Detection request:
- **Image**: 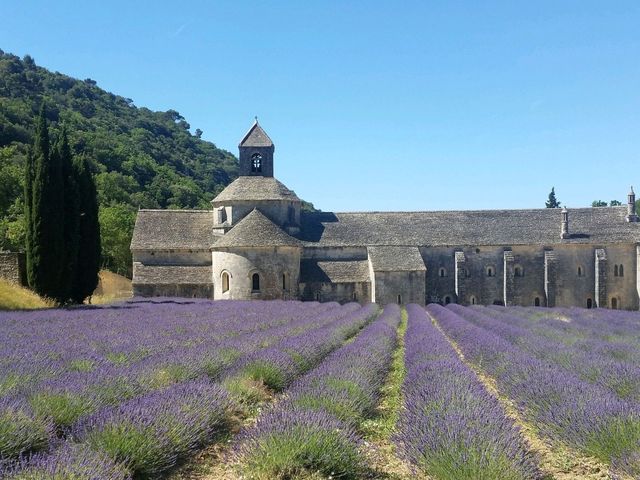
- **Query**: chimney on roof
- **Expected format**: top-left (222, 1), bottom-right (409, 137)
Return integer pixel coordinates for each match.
top-left (626, 186), bottom-right (638, 222)
top-left (560, 207), bottom-right (570, 239)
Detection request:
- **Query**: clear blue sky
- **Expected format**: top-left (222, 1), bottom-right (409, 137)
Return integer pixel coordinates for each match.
top-left (1, 1), bottom-right (638, 212)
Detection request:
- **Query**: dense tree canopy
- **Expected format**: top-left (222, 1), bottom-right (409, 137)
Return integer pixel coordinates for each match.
top-left (0, 50), bottom-right (238, 275)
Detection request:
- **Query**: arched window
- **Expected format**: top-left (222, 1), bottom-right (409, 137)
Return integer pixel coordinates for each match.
top-left (252, 273), bottom-right (260, 291)
top-left (514, 266), bottom-right (523, 277)
top-left (439, 267), bottom-right (446, 278)
top-left (611, 297), bottom-right (618, 310)
top-left (487, 267), bottom-right (494, 277)
top-left (352, 291), bottom-right (357, 301)
top-left (619, 265), bottom-right (624, 277)
top-left (586, 298), bottom-right (593, 309)
top-left (534, 297), bottom-right (541, 307)
top-left (251, 153), bottom-right (262, 173)
top-left (282, 273), bottom-right (288, 290)
top-left (470, 296), bottom-right (477, 305)
top-left (614, 265), bottom-right (619, 277)
top-left (444, 296), bottom-right (451, 305)
top-left (577, 266), bottom-right (583, 277)
top-left (397, 294), bottom-right (402, 304)
top-left (221, 272), bottom-right (230, 293)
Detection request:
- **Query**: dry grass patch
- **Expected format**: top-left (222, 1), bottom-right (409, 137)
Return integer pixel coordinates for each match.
top-left (0, 278), bottom-right (53, 310)
top-left (91, 270), bottom-right (132, 304)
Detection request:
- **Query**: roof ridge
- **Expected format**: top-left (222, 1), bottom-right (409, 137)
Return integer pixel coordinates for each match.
top-left (138, 209), bottom-right (213, 213)
top-left (309, 206), bottom-right (628, 215)
top-left (239, 120), bottom-right (273, 147)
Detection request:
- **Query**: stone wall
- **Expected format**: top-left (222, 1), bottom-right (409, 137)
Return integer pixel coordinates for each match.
top-left (299, 281), bottom-right (370, 304)
top-left (418, 243), bottom-right (638, 310)
top-left (133, 283), bottom-right (213, 298)
top-left (211, 199), bottom-right (300, 232)
top-left (132, 249), bottom-right (211, 266)
top-left (0, 252), bottom-right (26, 286)
top-left (371, 270), bottom-right (426, 305)
top-left (212, 246), bottom-right (301, 300)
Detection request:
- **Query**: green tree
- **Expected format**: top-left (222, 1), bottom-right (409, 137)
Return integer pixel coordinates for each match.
top-left (72, 155), bottom-right (101, 303)
top-left (26, 104), bottom-right (65, 300)
top-left (592, 200), bottom-right (608, 207)
top-left (23, 149), bottom-right (34, 281)
top-left (99, 203), bottom-right (135, 277)
top-left (58, 127), bottom-right (80, 301)
top-left (610, 200), bottom-right (622, 206)
top-left (545, 187), bottom-right (561, 208)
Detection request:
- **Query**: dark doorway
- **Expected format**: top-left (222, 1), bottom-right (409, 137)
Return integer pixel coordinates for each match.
top-left (586, 298), bottom-right (593, 309)
top-left (534, 297), bottom-right (540, 307)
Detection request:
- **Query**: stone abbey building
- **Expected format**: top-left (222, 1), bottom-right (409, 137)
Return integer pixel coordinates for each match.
top-left (131, 121), bottom-right (640, 309)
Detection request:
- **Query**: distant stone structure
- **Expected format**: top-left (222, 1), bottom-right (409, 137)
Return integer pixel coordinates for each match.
top-left (131, 121), bottom-right (640, 309)
top-left (0, 252), bottom-right (26, 286)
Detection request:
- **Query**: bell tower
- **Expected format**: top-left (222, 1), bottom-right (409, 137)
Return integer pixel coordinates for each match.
top-left (238, 118), bottom-right (274, 177)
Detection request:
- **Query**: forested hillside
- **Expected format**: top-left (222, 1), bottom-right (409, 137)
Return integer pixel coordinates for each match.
top-left (0, 50), bottom-right (238, 276)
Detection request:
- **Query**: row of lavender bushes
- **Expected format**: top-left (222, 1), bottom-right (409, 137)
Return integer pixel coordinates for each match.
top-left (456, 304), bottom-right (640, 402)
top-left (0, 300), bottom-right (356, 463)
top-left (1, 301), bottom-right (377, 478)
top-left (430, 304), bottom-right (640, 477)
top-left (486, 304), bottom-right (640, 368)
top-left (233, 304), bottom-right (402, 479)
top-left (394, 304), bottom-right (540, 480)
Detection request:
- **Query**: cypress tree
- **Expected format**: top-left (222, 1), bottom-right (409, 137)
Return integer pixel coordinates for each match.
top-left (24, 149), bottom-right (34, 287)
top-left (72, 155), bottom-right (101, 303)
top-left (58, 127), bottom-right (80, 302)
top-left (28, 104), bottom-right (65, 299)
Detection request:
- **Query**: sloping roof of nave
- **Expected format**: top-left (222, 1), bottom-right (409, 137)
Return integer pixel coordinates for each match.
top-left (131, 205), bottom-right (640, 251)
top-left (298, 206), bottom-right (640, 247)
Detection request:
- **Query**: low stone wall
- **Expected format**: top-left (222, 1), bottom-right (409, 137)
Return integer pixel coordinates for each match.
top-left (133, 283), bottom-right (213, 298)
top-left (0, 252), bottom-right (26, 286)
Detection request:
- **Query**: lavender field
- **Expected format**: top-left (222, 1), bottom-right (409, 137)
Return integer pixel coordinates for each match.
top-left (0, 299), bottom-right (639, 479)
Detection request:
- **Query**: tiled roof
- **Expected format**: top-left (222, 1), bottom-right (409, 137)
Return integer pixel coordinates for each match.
top-left (300, 259), bottom-right (370, 283)
top-left (130, 210), bottom-right (212, 250)
top-left (212, 176), bottom-right (300, 203)
top-left (239, 121), bottom-right (273, 147)
top-left (212, 209), bottom-right (302, 248)
top-left (368, 246), bottom-right (426, 271)
top-left (299, 207), bottom-right (640, 247)
top-left (132, 264), bottom-right (212, 285)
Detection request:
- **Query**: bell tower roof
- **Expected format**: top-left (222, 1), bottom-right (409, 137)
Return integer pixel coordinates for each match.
top-left (239, 118), bottom-right (273, 148)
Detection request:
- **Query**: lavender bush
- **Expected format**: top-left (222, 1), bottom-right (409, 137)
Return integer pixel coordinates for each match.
top-left (394, 304), bottom-right (540, 480)
top-left (453, 304), bottom-right (640, 402)
top-left (0, 396), bottom-right (53, 462)
top-left (73, 379), bottom-right (231, 477)
top-left (2, 442), bottom-right (131, 480)
top-left (430, 303), bottom-right (640, 477)
top-left (234, 304), bottom-right (401, 479)
top-left (236, 407), bottom-right (363, 480)
top-left (0, 299), bottom-right (367, 475)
